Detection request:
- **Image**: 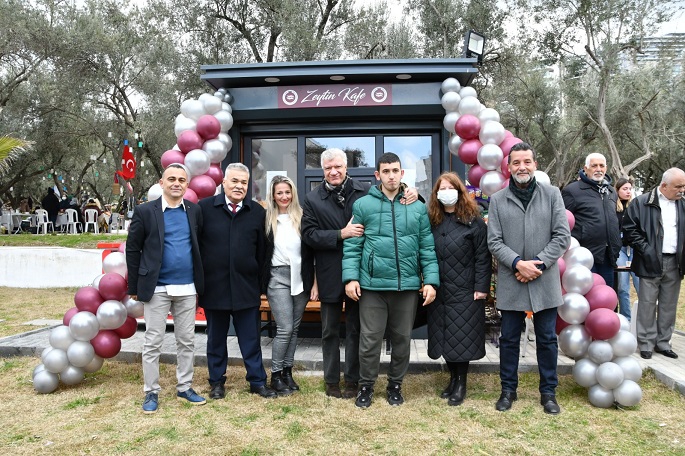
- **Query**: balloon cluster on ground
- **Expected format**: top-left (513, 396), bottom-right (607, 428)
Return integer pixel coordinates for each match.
top-left (148, 90), bottom-right (234, 202)
top-left (556, 214), bottom-right (642, 408)
top-left (32, 246), bottom-right (143, 394)
top-left (441, 78), bottom-right (550, 195)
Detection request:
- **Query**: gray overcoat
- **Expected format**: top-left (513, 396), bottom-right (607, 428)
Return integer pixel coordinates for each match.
top-left (487, 183), bottom-right (571, 312)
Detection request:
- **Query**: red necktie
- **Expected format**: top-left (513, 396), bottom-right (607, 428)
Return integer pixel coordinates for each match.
top-left (229, 203), bottom-right (238, 214)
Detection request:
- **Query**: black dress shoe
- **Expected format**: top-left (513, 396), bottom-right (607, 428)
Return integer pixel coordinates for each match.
top-left (655, 348), bottom-right (678, 359)
top-left (640, 351), bottom-right (652, 359)
top-left (495, 391), bottom-right (517, 412)
top-left (541, 394), bottom-right (561, 415)
top-left (250, 384), bottom-right (277, 398)
top-left (209, 383), bottom-right (225, 400)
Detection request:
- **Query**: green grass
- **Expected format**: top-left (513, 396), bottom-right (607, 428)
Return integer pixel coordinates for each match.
top-left (0, 233), bottom-right (127, 249)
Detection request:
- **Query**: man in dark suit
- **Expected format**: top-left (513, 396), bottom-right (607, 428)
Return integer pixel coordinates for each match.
top-left (126, 163), bottom-right (206, 414)
top-left (198, 162), bottom-right (276, 399)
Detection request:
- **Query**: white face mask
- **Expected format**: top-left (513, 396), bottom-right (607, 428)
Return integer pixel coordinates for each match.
top-left (437, 189), bottom-right (459, 206)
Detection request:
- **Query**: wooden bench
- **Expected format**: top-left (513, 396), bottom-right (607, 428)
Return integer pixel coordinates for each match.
top-left (260, 295), bottom-right (330, 337)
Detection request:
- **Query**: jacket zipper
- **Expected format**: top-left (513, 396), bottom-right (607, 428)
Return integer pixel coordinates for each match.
top-left (391, 198), bottom-right (401, 290)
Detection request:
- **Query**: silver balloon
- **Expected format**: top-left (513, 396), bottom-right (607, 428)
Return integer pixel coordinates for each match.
top-left (214, 91), bottom-right (223, 98)
top-left (102, 252), bottom-right (127, 278)
top-left (558, 292), bottom-right (590, 324)
top-left (223, 92), bottom-right (233, 104)
top-left (458, 96), bottom-right (481, 116)
top-left (563, 246), bottom-right (594, 270)
top-left (448, 135), bottom-right (463, 156)
top-left (174, 115), bottom-right (197, 138)
top-left (92, 273), bottom-right (105, 289)
top-left (573, 357), bottom-right (599, 387)
top-left (478, 107), bottom-right (501, 124)
top-left (49, 325), bottom-right (76, 351)
top-left (613, 356), bottom-right (642, 382)
top-left (97, 300), bottom-right (127, 330)
top-left (477, 144), bottom-right (504, 170)
top-left (41, 346), bottom-right (53, 360)
top-left (67, 340), bottom-right (96, 368)
top-left (558, 324), bottom-right (591, 358)
top-left (221, 101), bottom-right (232, 113)
top-left (562, 265), bottom-right (594, 295)
top-left (479, 121), bottom-right (506, 146)
top-left (588, 384), bottom-right (615, 408)
top-left (43, 348), bottom-right (69, 374)
top-left (60, 365), bottom-right (85, 385)
top-left (587, 340), bottom-right (614, 364)
top-left (83, 355), bottom-right (105, 373)
top-left (459, 86), bottom-right (477, 99)
top-left (33, 370), bottom-right (59, 394)
top-left (443, 112), bottom-right (460, 134)
top-left (613, 379), bottom-right (642, 407)
top-left (617, 314), bottom-right (630, 331)
top-left (214, 110), bottom-right (233, 132)
top-left (202, 139), bottom-right (229, 164)
top-left (33, 363), bottom-right (46, 378)
top-left (441, 92), bottom-right (461, 112)
top-left (218, 87), bottom-right (228, 95)
top-left (441, 77), bottom-right (461, 94)
top-left (203, 95), bottom-right (222, 115)
top-left (69, 311), bottom-right (100, 341)
top-left (479, 171), bottom-right (506, 196)
top-left (184, 149), bottom-right (211, 177)
top-left (534, 170), bottom-right (551, 186)
top-left (125, 297), bottom-right (144, 318)
top-left (180, 99), bottom-right (206, 121)
top-left (596, 362), bottom-right (624, 390)
top-left (147, 183), bottom-right (163, 201)
top-left (608, 330), bottom-right (638, 358)
top-left (217, 132), bottom-right (232, 150)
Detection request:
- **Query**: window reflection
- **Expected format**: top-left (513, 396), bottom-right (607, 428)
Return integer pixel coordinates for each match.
top-left (251, 138), bottom-right (297, 202)
top-left (384, 136), bottom-right (433, 203)
top-left (306, 137), bottom-right (375, 169)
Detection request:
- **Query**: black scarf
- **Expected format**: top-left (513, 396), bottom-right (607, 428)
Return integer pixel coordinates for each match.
top-left (509, 176), bottom-right (537, 210)
top-left (324, 175), bottom-right (351, 208)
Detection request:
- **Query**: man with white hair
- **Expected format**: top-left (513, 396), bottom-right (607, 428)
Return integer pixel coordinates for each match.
top-left (623, 167), bottom-right (685, 360)
top-left (562, 153), bottom-right (622, 287)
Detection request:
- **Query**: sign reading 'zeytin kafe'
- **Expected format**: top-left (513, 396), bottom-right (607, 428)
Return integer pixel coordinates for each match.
top-left (278, 84), bottom-right (392, 109)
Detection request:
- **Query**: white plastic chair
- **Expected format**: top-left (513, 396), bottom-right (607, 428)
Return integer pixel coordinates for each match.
top-left (0, 213), bottom-right (12, 234)
top-left (35, 209), bottom-right (54, 235)
top-left (84, 209), bottom-right (99, 234)
top-left (64, 208), bottom-right (82, 234)
top-left (109, 212), bottom-right (121, 233)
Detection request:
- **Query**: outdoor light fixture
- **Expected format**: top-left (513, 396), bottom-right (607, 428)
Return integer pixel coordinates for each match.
top-left (330, 75), bottom-right (345, 81)
top-left (265, 77), bottom-right (280, 83)
top-left (396, 74), bottom-right (412, 80)
top-left (464, 30), bottom-right (486, 64)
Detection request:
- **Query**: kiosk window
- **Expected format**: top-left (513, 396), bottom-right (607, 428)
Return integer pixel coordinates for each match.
top-left (251, 138), bottom-right (297, 202)
top-left (305, 137), bottom-right (375, 169)
top-left (384, 136), bottom-right (433, 202)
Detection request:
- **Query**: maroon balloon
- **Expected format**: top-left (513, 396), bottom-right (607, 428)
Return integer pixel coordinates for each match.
top-left (196, 115), bottom-right (221, 140)
top-left (455, 114), bottom-right (481, 140)
top-left (188, 174), bottom-right (217, 199)
top-left (566, 209), bottom-right (575, 231)
top-left (501, 155), bottom-right (511, 178)
top-left (467, 165), bottom-right (487, 188)
top-left (98, 273), bottom-right (128, 302)
top-left (458, 139), bottom-right (482, 165)
top-left (90, 330), bottom-right (122, 358)
top-left (161, 149), bottom-right (187, 167)
top-left (591, 273), bottom-right (606, 288)
top-left (114, 316), bottom-right (138, 339)
top-left (501, 178), bottom-right (509, 189)
top-left (74, 286), bottom-right (104, 314)
top-left (556, 314), bottom-right (570, 335)
top-left (63, 307), bottom-right (80, 326)
top-left (557, 257), bottom-right (566, 280)
top-left (183, 187), bottom-right (199, 204)
top-left (177, 130), bottom-right (204, 154)
top-left (498, 136), bottom-right (523, 156)
top-left (584, 308), bottom-right (621, 340)
top-left (206, 164), bottom-right (224, 186)
top-left (585, 284), bottom-right (618, 312)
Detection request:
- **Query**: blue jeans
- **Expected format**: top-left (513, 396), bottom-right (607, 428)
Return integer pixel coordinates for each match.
top-left (499, 307), bottom-right (558, 395)
top-left (616, 246), bottom-right (639, 321)
top-left (591, 261), bottom-right (615, 289)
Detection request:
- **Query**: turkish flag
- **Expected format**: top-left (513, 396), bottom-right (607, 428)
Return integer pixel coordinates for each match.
top-left (117, 145), bottom-right (136, 180)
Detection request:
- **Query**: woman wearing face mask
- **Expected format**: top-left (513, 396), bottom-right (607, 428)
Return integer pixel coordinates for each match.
top-left (426, 172), bottom-right (492, 406)
top-left (614, 177), bottom-right (639, 321)
top-left (262, 175), bottom-right (317, 395)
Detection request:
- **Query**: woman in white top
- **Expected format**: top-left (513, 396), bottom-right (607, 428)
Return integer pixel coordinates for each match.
top-left (263, 175), bottom-right (317, 395)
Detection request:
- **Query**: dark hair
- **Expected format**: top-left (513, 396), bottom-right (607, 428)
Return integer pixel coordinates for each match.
top-left (507, 142), bottom-right (536, 163)
top-left (376, 152), bottom-right (401, 171)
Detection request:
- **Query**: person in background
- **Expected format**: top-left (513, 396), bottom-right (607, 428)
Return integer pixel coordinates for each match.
top-left (426, 172), bottom-right (492, 406)
top-left (41, 187), bottom-right (60, 230)
top-left (262, 175), bottom-right (316, 395)
top-left (614, 177), bottom-right (639, 321)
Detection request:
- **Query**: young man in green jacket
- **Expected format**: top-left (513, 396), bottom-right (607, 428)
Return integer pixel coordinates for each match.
top-left (342, 152), bottom-right (440, 408)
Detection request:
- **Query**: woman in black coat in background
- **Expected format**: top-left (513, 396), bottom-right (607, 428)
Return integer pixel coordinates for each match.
top-left (427, 172), bottom-right (492, 406)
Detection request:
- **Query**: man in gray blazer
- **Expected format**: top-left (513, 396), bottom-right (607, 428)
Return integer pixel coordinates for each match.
top-left (487, 143), bottom-right (571, 415)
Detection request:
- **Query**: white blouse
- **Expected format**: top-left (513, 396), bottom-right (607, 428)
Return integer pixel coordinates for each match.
top-left (272, 214), bottom-right (304, 295)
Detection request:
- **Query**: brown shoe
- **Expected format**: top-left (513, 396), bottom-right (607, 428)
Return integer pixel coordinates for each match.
top-left (342, 381), bottom-right (358, 399)
top-left (325, 382), bottom-right (342, 398)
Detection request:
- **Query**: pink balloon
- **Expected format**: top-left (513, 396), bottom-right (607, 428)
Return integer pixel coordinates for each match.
top-left (557, 257), bottom-right (566, 280)
top-left (501, 155), bottom-right (511, 178)
top-left (584, 308), bottom-right (621, 340)
top-left (98, 273), bottom-right (128, 302)
top-left (177, 130), bottom-right (204, 154)
top-left (196, 115), bottom-right (221, 140)
top-left (556, 314), bottom-right (570, 335)
top-left (566, 209), bottom-right (575, 231)
top-left (63, 307), bottom-right (80, 326)
top-left (90, 330), bottom-right (122, 358)
top-left (592, 273), bottom-right (606, 288)
top-left (501, 178), bottom-right (510, 189)
top-left (117, 241), bottom-right (126, 254)
top-left (206, 164), bottom-right (224, 186)
top-left (74, 286), bottom-right (104, 314)
top-left (498, 136), bottom-right (523, 156)
top-left (114, 316), bottom-right (138, 339)
top-left (161, 149), bottom-right (187, 167)
top-left (585, 284), bottom-right (618, 312)
top-left (504, 130), bottom-right (514, 138)
top-left (467, 165), bottom-right (487, 188)
top-left (458, 139), bottom-right (482, 165)
top-left (188, 174), bottom-right (217, 199)
top-left (183, 187), bottom-right (199, 204)
top-left (455, 115), bottom-right (481, 140)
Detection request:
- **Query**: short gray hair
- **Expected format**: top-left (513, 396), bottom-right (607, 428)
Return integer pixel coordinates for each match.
top-left (224, 162), bottom-right (249, 177)
top-left (585, 153), bottom-right (606, 167)
top-left (661, 167), bottom-right (685, 184)
top-left (164, 163), bottom-right (189, 178)
top-left (320, 148), bottom-right (347, 168)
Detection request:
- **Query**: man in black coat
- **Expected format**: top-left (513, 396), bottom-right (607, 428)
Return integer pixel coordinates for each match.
top-left (198, 162), bottom-right (276, 399)
top-left (562, 153), bottom-right (622, 287)
top-left (126, 163), bottom-right (206, 414)
top-left (41, 187), bottom-right (60, 231)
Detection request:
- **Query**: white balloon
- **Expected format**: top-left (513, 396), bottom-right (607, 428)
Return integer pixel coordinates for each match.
top-left (558, 324), bottom-right (591, 359)
top-left (221, 102), bottom-right (232, 113)
top-left (69, 311), bottom-right (100, 342)
top-left (459, 86), bottom-right (478, 99)
top-left (441, 77), bottom-right (461, 94)
top-left (97, 300), bottom-right (127, 330)
top-left (563, 246), bottom-right (594, 270)
top-left (60, 365), bottom-right (85, 385)
top-left (617, 314), bottom-right (630, 331)
top-left (596, 362), bottom-right (624, 390)
top-left (608, 330), bottom-right (638, 358)
top-left (448, 135), bottom-right (463, 156)
top-left (180, 99), bottom-right (205, 121)
top-left (198, 93), bottom-right (214, 103)
top-left (92, 273), bottom-right (105, 289)
top-left (67, 340), bottom-right (96, 368)
top-left (83, 355), bottom-right (105, 373)
top-left (613, 380), bottom-right (642, 407)
top-left (558, 293), bottom-right (590, 325)
top-left (147, 183), bottom-right (163, 201)
top-left (441, 92), bottom-right (461, 112)
top-left (49, 325), bottom-right (76, 351)
top-left (479, 121), bottom-right (506, 146)
top-left (203, 95), bottom-right (222, 115)
top-left (459, 96), bottom-right (481, 116)
top-left (587, 340), bottom-right (614, 364)
top-left (203, 139), bottom-right (229, 164)
top-left (562, 265), bottom-right (594, 295)
top-left (184, 149), bottom-right (211, 176)
top-left (214, 110), bottom-right (233, 132)
top-left (43, 348), bottom-right (69, 374)
top-left (477, 144), bottom-right (504, 170)
top-left (174, 115), bottom-right (197, 138)
top-left (478, 107), bottom-right (501, 124)
top-left (125, 297), bottom-right (144, 318)
top-left (479, 171), bottom-right (506, 196)
top-left (33, 370), bottom-right (59, 394)
top-left (568, 237), bottom-right (580, 251)
top-left (443, 112), bottom-right (460, 134)
top-left (102, 252), bottom-right (127, 278)
top-left (534, 170), bottom-right (551, 185)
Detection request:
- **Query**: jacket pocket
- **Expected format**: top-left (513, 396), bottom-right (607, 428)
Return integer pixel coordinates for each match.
top-left (138, 267), bottom-right (149, 276)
